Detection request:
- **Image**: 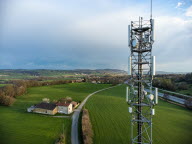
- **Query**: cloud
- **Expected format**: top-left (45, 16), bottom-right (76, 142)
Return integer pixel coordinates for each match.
top-left (185, 5), bottom-right (192, 16)
top-left (68, 9), bottom-right (192, 71)
top-left (157, 58), bottom-right (192, 72)
top-left (0, 0), bottom-right (192, 72)
top-left (175, 2), bottom-right (183, 8)
top-left (154, 16), bottom-right (192, 67)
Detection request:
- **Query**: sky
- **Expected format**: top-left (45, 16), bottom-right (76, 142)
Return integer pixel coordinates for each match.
top-left (0, 0), bottom-right (192, 72)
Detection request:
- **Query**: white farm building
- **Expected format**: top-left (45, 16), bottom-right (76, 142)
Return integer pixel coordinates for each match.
top-left (56, 102), bottom-right (73, 114)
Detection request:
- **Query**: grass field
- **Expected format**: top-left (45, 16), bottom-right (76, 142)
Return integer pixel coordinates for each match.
top-left (0, 83), bottom-right (110, 144)
top-left (85, 84), bottom-right (192, 144)
top-left (0, 84), bottom-right (8, 87)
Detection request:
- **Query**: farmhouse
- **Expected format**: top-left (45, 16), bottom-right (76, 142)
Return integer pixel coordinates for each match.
top-left (33, 102), bottom-right (58, 115)
top-left (56, 102), bottom-right (73, 114)
top-left (27, 97), bottom-right (79, 115)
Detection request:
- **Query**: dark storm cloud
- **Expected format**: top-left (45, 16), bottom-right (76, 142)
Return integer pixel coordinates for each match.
top-left (0, 0), bottom-right (191, 72)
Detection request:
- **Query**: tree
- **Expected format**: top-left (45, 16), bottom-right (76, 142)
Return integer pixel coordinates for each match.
top-left (66, 97), bottom-right (72, 102)
top-left (185, 73), bottom-right (192, 84)
top-left (3, 85), bottom-right (15, 97)
top-left (0, 95), bottom-right (15, 106)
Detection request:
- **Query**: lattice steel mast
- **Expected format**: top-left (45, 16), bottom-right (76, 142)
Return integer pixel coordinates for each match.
top-left (126, 16), bottom-right (158, 144)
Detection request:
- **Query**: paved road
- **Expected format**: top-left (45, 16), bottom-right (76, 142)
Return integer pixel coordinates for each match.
top-left (71, 85), bottom-right (119, 144)
top-left (158, 92), bottom-right (185, 104)
top-left (145, 89), bottom-right (185, 104)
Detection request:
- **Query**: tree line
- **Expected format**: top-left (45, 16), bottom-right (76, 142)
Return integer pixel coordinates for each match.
top-left (153, 72), bottom-right (192, 92)
top-left (84, 75), bottom-right (129, 86)
top-left (0, 79), bottom-right (77, 106)
top-left (178, 73), bottom-right (192, 84)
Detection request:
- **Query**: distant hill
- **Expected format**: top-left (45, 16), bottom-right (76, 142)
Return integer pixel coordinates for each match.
top-left (0, 69), bottom-right (188, 78)
top-left (0, 69), bottom-right (127, 77)
top-left (74, 69), bottom-right (127, 74)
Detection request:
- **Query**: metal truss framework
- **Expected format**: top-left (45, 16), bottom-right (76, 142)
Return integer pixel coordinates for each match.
top-left (128, 17), bottom-right (155, 144)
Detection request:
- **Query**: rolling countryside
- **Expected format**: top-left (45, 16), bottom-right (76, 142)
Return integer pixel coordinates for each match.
top-left (0, 83), bottom-right (110, 144)
top-left (86, 85), bottom-right (192, 144)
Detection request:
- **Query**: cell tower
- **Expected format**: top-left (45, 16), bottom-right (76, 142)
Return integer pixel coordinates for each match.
top-left (126, 15), bottom-right (158, 144)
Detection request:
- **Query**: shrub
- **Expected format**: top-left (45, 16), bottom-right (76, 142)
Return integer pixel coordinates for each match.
top-left (42, 98), bottom-right (50, 103)
top-left (0, 95), bottom-right (15, 106)
top-left (82, 109), bottom-right (93, 144)
top-left (3, 85), bottom-right (15, 97)
top-left (65, 97), bottom-right (72, 102)
top-left (55, 134), bottom-right (65, 144)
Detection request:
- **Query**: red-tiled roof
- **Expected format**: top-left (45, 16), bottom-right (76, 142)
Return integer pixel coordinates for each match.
top-left (56, 102), bottom-right (71, 107)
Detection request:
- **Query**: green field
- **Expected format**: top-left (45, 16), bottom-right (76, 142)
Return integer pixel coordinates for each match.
top-left (0, 69), bottom-right (125, 81)
top-left (1, 83), bottom-right (191, 144)
top-left (0, 83), bottom-right (110, 144)
top-left (0, 84), bottom-right (8, 87)
top-left (86, 85), bottom-right (192, 144)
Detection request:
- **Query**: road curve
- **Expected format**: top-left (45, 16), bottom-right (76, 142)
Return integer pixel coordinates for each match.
top-left (71, 85), bottom-right (120, 144)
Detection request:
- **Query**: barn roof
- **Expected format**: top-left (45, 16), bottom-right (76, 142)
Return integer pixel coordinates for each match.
top-left (35, 102), bottom-right (56, 110)
top-left (56, 102), bottom-right (71, 107)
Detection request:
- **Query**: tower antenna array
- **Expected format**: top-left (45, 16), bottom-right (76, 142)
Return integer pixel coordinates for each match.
top-left (126, 1), bottom-right (158, 143)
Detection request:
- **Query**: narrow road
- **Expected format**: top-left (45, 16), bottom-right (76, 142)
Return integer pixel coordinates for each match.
top-left (71, 85), bottom-right (120, 144)
top-left (157, 92), bottom-right (185, 104)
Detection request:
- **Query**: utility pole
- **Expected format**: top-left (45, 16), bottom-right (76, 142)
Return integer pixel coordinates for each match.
top-left (126, 16), bottom-right (158, 144)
